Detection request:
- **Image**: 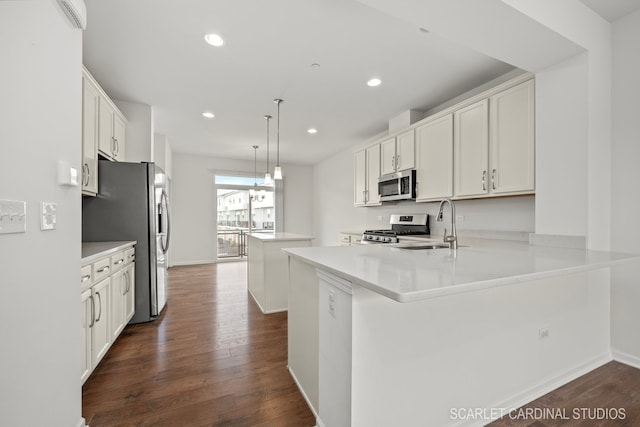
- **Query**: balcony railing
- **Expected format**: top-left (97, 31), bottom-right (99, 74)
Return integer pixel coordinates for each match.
top-left (217, 230), bottom-right (247, 258)
top-left (217, 227), bottom-right (275, 259)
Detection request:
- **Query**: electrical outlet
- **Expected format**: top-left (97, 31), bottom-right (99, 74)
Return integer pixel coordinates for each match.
top-left (538, 327), bottom-right (550, 340)
top-left (328, 289), bottom-right (337, 318)
top-left (377, 215), bottom-right (383, 221)
top-left (40, 202), bottom-right (57, 231)
top-left (456, 215), bottom-right (465, 222)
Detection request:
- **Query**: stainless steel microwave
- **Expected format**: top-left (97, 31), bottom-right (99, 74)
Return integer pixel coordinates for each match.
top-left (378, 169), bottom-right (416, 202)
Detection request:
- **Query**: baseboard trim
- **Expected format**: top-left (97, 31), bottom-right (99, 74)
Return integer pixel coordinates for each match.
top-left (612, 349), bottom-right (640, 369)
top-left (287, 365), bottom-right (319, 425)
top-left (75, 417), bottom-right (87, 427)
top-left (446, 352), bottom-right (612, 427)
top-left (171, 259), bottom-right (216, 266)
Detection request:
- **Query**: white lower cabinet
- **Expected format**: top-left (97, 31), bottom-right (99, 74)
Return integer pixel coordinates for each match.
top-left (81, 243), bottom-right (135, 384)
top-left (91, 277), bottom-right (112, 368)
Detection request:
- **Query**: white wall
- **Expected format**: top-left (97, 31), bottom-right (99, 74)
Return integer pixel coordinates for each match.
top-left (534, 53), bottom-right (588, 237)
top-left (172, 153), bottom-right (313, 265)
top-left (610, 9), bottom-right (640, 366)
top-left (0, 1), bottom-right (83, 426)
top-left (153, 133), bottom-right (173, 178)
top-left (114, 100), bottom-right (154, 163)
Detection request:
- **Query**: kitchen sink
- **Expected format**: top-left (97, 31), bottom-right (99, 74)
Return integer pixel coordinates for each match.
top-left (396, 243), bottom-right (451, 250)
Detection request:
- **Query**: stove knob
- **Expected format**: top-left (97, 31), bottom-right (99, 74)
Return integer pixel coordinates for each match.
top-left (384, 237), bottom-right (391, 243)
top-left (375, 236), bottom-right (380, 241)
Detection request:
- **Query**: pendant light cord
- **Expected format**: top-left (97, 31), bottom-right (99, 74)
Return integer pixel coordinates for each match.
top-left (264, 115), bottom-right (271, 172)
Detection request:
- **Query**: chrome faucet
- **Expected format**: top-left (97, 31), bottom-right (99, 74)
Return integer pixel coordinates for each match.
top-left (437, 198), bottom-right (458, 250)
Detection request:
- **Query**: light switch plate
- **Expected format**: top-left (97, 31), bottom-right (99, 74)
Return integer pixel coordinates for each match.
top-left (41, 202), bottom-right (57, 230)
top-left (0, 199), bottom-right (27, 234)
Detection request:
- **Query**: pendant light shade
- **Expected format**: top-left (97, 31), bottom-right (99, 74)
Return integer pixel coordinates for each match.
top-left (263, 115), bottom-right (273, 186)
top-left (273, 98), bottom-right (283, 180)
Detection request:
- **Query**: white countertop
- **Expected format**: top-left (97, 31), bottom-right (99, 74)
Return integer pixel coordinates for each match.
top-left (283, 238), bottom-right (639, 302)
top-left (82, 241), bottom-right (136, 264)
top-left (247, 232), bottom-right (313, 242)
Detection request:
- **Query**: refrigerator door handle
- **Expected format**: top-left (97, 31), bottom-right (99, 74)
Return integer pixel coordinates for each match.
top-left (160, 189), bottom-right (170, 254)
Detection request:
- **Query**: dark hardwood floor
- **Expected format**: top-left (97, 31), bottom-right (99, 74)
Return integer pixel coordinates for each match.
top-left (82, 262), bottom-right (315, 427)
top-left (488, 361), bottom-right (640, 426)
top-left (84, 262), bottom-right (640, 427)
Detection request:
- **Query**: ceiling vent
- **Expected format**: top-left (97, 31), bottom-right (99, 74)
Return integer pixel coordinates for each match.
top-left (56, 0), bottom-right (87, 30)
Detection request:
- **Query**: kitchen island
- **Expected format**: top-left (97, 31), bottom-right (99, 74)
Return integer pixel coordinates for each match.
top-left (284, 239), bottom-right (638, 427)
top-left (247, 232), bottom-right (312, 314)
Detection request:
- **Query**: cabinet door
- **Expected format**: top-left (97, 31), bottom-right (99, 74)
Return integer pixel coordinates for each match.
top-left (124, 264), bottom-right (135, 323)
top-left (416, 114), bottom-right (453, 201)
top-left (490, 79), bottom-right (535, 194)
top-left (380, 137), bottom-right (397, 176)
top-left (454, 99), bottom-right (489, 197)
top-left (354, 149), bottom-right (367, 206)
top-left (92, 278), bottom-right (111, 367)
top-left (396, 130), bottom-right (415, 171)
top-left (365, 144), bottom-right (381, 205)
top-left (112, 114), bottom-right (126, 161)
top-left (98, 97), bottom-right (114, 159)
top-left (110, 270), bottom-right (125, 341)
top-left (82, 75), bottom-right (99, 195)
top-left (81, 288), bottom-right (93, 384)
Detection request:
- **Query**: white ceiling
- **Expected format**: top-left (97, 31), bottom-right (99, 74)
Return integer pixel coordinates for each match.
top-left (82, 0), bottom-right (640, 165)
top-left (581, 0), bottom-right (640, 22)
top-left (82, 1), bottom-right (518, 165)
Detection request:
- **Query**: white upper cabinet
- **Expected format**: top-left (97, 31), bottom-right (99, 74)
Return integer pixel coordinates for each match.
top-left (489, 79), bottom-right (535, 194)
top-left (354, 149), bottom-right (367, 206)
top-left (415, 114), bottom-right (453, 201)
top-left (82, 71), bottom-right (99, 195)
top-left (380, 130), bottom-right (415, 176)
top-left (354, 144), bottom-right (381, 206)
top-left (454, 99), bottom-right (489, 198)
top-left (98, 97), bottom-right (126, 161)
top-left (355, 74), bottom-right (535, 206)
top-left (84, 67), bottom-right (127, 162)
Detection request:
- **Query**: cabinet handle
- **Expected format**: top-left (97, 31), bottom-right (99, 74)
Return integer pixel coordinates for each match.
top-left (95, 291), bottom-right (102, 322)
top-left (391, 156), bottom-right (395, 170)
top-left (396, 155), bottom-right (400, 170)
top-left (97, 265), bottom-right (110, 274)
top-left (81, 274), bottom-right (91, 283)
top-left (114, 259), bottom-right (124, 265)
top-left (482, 170), bottom-right (487, 191)
top-left (89, 295), bottom-right (95, 328)
top-left (491, 169), bottom-right (496, 190)
top-left (114, 138), bottom-right (119, 157)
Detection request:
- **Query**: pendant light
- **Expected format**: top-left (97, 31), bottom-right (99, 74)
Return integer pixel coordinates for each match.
top-left (264, 115), bottom-right (273, 185)
top-left (273, 98), bottom-right (283, 180)
top-left (250, 145), bottom-right (265, 202)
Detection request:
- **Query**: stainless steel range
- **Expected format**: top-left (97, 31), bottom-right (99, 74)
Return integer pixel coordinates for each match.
top-left (362, 214), bottom-right (430, 244)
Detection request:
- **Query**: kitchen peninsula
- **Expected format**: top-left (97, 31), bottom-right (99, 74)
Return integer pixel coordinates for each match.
top-left (284, 239), bottom-right (638, 427)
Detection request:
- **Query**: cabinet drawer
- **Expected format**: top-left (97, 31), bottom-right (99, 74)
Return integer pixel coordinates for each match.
top-left (81, 265), bottom-right (93, 287)
top-left (93, 257), bottom-right (112, 282)
top-left (111, 251), bottom-right (126, 272)
top-left (124, 247), bottom-right (135, 265)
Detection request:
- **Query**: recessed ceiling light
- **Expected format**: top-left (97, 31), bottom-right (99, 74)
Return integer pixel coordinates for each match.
top-left (204, 33), bottom-right (224, 47)
top-left (202, 111), bottom-right (215, 119)
top-left (367, 78), bottom-right (382, 87)
top-left (307, 128), bottom-right (318, 134)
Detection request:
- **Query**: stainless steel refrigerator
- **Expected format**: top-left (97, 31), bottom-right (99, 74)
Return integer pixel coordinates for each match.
top-left (82, 161), bottom-right (170, 324)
